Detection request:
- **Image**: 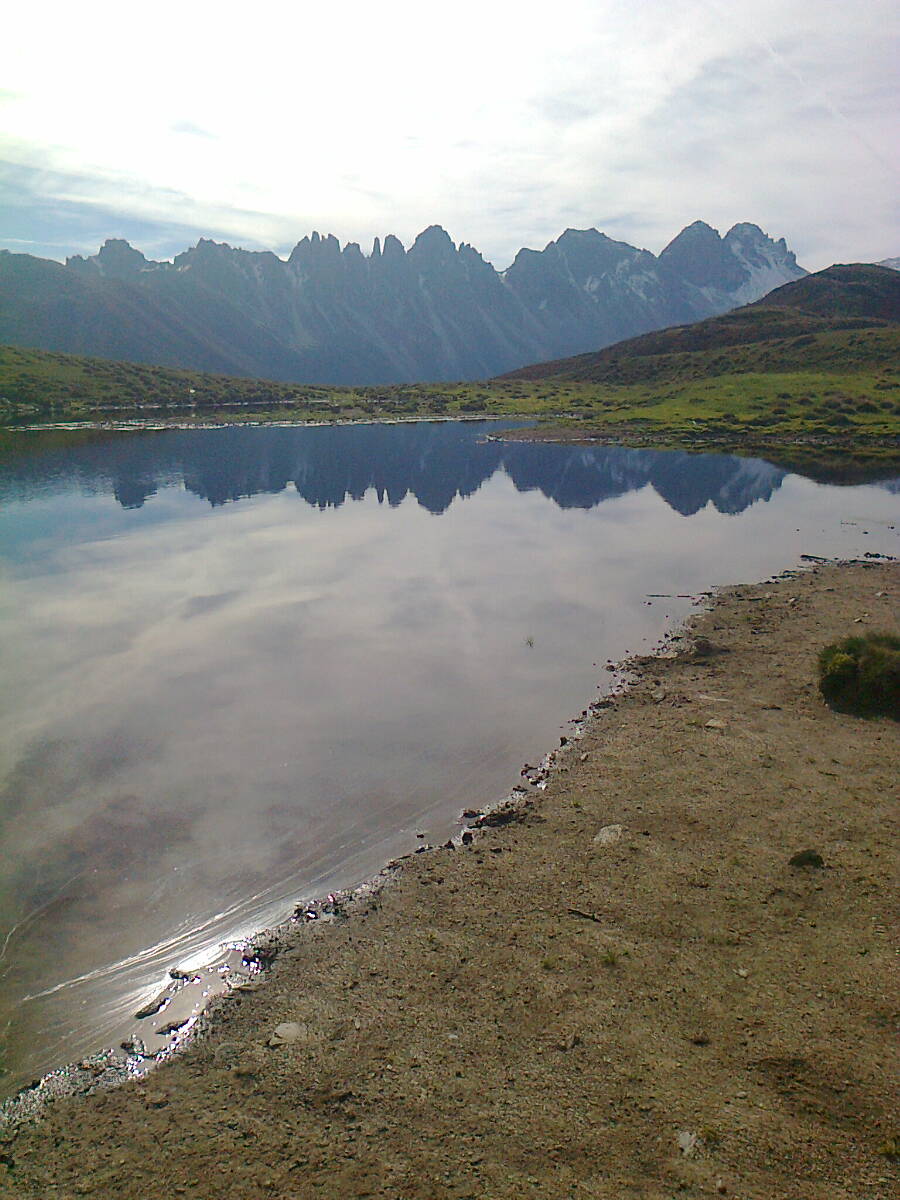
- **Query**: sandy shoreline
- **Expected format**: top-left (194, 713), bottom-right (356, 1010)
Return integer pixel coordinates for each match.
top-left (1, 559), bottom-right (897, 1198)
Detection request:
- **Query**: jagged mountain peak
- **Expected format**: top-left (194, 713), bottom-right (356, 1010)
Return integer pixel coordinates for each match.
top-left (178, 237), bottom-right (238, 259)
top-left (172, 239), bottom-right (239, 271)
top-left (503, 228), bottom-right (651, 297)
top-left (408, 225), bottom-right (456, 263)
top-left (458, 242), bottom-right (490, 265)
top-left (99, 236), bottom-right (143, 256)
top-left (724, 222), bottom-right (794, 261)
top-left (547, 227), bottom-right (638, 254)
top-left (558, 227), bottom-right (650, 264)
top-left (67, 237), bottom-right (158, 279)
top-left (660, 220), bottom-right (721, 251)
top-left (725, 221), bottom-right (765, 240)
top-left (382, 233), bottom-right (405, 261)
top-left (556, 227), bottom-right (612, 244)
top-left (414, 223), bottom-right (453, 243)
top-left (288, 231), bottom-right (344, 266)
top-left (659, 218), bottom-right (804, 298)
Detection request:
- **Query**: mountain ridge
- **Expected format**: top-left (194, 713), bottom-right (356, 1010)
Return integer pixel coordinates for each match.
top-left (0, 220), bottom-right (804, 385)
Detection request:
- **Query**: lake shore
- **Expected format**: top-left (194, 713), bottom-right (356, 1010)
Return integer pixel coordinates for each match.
top-left (1, 559), bottom-right (897, 1199)
top-left (501, 421), bottom-right (900, 484)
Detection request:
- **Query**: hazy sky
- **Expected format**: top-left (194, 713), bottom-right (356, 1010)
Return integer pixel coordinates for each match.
top-left (1, 0), bottom-right (897, 270)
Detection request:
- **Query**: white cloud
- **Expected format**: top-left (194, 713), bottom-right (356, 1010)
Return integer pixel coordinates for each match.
top-left (1, 0), bottom-right (897, 266)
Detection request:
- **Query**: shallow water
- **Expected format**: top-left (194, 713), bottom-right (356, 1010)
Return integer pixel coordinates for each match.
top-left (0, 420), bottom-right (897, 1096)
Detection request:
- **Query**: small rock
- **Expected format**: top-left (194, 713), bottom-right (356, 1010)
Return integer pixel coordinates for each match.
top-left (677, 1130), bottom-right (700, 1157)
top-left (735, 967), bottom-right (750, 979)
top-left (268, 1022), bottom-right (307, 1047)
top-left (651, 689), bottom-right (667, 702)
top-left (156, 1016), bottom-right (190, 1036)
top-left (704, 718), bottom-right (727, 730)
top-left (120, 1036), bottom-right (149, 1058)
top-left (789, 849), bottom-right (825, 869)
top-left (593, 824), bottom-right (625, 847)
top-left (461, 808), bottom-right (480, 819)
top-left (479, 808), bottom-right (519, 828)
top-left (134, 991), bottom-right (170, 1020)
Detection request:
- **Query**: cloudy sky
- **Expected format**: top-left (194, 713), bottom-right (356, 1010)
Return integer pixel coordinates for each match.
top-left (1, 0), bottom-right (897, 270)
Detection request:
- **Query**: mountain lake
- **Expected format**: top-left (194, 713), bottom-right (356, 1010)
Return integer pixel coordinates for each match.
top-left (0, 419), bottom-right (897, 1098)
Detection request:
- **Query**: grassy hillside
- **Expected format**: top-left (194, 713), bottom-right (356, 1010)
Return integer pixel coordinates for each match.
top-left (758, 262), bottom-right (900, 321)
top-left (0, 346), bottom-right (473, 424)
top-left (500, 264), bottom-right (900, 385)
top-left (0, 345), bottom-right (336, 423)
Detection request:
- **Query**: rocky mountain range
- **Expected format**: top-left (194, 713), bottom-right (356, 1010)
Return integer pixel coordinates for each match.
top-left (0, 221), bottom-right (805, 384)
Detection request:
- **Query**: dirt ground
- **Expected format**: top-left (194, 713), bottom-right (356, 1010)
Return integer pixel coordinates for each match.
top-left (1, 561), bottom-right (897, 1200)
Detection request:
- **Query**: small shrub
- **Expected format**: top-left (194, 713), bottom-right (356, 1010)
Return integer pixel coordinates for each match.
top-left (818, 632), bottom-right (900, 719)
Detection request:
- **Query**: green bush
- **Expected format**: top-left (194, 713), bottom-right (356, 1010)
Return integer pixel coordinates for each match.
top-left (818, 632), bottom-right (900, 718)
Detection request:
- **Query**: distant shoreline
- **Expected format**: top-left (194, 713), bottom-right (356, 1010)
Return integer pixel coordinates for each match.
top-left (4, 413), bottom-right (898, 484)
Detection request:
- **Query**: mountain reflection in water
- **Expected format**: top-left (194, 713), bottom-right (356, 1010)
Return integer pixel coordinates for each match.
top-left (0, 420), bottom-right (793, 516)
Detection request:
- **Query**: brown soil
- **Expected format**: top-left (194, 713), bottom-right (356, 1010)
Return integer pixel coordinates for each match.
top-left (1, 562), bottom-right (897, 1200)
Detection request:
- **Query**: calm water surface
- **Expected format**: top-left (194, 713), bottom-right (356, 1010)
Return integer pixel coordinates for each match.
top-left (0, 421), bottom-right (897, 1095)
